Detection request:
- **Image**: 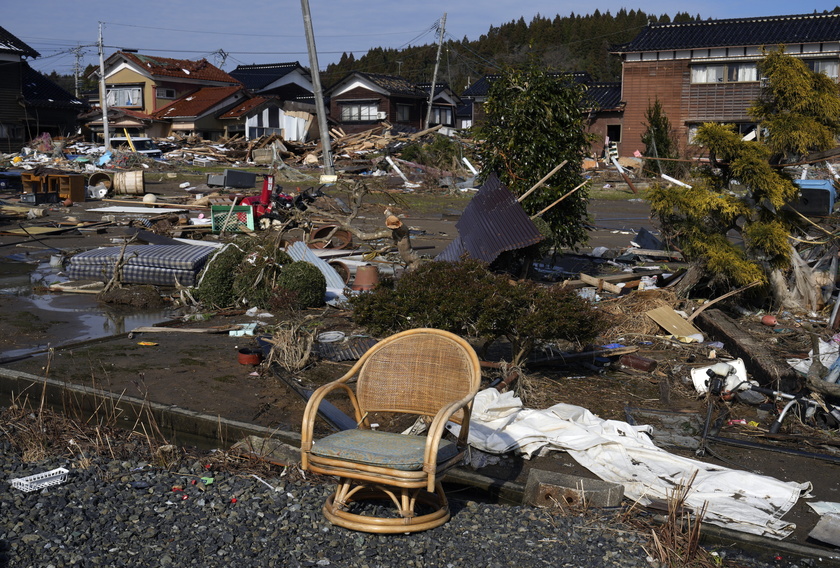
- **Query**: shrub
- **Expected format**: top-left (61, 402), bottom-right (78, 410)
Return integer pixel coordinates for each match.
top-left (274, 261), bottom-right (327, 310)
top-left (350, 258), bottom-right (606, 365)
top-left (195, 238), bottom-right (294, 309)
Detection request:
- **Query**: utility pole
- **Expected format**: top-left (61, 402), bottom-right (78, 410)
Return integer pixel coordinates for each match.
top-left (98, 22), bottom-right (111, 150)
top-left (423, 13), bottom-right (447, 130)
top-left (71, 45), bottom-right (84, 98)
top-left (300, 0), bottom-right (334, 176)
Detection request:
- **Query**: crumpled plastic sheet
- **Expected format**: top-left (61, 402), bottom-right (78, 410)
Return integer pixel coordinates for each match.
top-left (448, 389), bottom-right (811, 539)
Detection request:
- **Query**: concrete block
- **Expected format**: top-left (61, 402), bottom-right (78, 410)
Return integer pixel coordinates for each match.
top-left (523, 469), bottom-right (624, 509)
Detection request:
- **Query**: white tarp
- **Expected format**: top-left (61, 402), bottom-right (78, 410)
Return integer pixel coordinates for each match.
top-left (449, 389), bottom-right (810, 539)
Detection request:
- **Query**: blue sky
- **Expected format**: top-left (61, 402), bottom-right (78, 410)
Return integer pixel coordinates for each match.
top-left (5, 1), bottom-right (836, 77)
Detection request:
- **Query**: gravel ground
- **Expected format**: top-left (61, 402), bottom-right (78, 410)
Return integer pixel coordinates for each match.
top-left (0, 444), bottom-right (663, 568)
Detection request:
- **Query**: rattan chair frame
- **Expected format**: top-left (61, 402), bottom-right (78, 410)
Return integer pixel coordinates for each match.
top-left (300, 328), bottom-right (481, 533)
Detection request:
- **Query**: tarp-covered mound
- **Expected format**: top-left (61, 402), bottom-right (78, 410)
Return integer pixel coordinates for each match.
top-left (448, 389), bottom-right (811, 539)
top-left (67, 244), bottom-right (214, 287)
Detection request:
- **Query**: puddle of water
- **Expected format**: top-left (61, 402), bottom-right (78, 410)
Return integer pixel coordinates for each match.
top-left (0, 257), bottom-right (177, 360)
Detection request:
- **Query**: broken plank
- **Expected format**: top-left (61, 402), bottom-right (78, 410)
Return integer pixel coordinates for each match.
top-left (579, 273), bottom-right (622, 294)
top-left (645, 305), bottom-right (702, 338)
top-left (623, 248), bottom-right (684, 261)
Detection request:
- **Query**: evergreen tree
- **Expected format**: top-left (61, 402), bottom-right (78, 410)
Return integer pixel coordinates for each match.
top-left (640, 98), bottom-right (680, 176)
top-left (748, 47), bottom-right (840, 163)
top-left (477, 62), bottom-right (591, 250)
top-left (648, 50), bottom-right (840, 307)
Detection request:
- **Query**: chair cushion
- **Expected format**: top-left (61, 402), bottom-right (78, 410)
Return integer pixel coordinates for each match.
top-left (311, 430), bottom-right (459, 471)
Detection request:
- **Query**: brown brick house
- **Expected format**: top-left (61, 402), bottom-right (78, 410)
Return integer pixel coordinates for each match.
top-left (612, 12), bottom-right (840, 156)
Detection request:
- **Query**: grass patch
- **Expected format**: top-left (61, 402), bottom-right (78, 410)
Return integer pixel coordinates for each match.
top-left (179, 358), bottom-right (203, 366)
top-left (212, 375), bottom-right (236, 384)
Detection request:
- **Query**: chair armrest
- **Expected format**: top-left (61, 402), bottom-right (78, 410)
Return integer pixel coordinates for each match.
top-left (300, 379), bottom-right (362, 469)
top-left (421, 393), bottom-right (477, 491)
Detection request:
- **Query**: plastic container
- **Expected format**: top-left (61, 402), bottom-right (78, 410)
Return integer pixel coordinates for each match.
top-left (11, 468), bottom-right (69, 492)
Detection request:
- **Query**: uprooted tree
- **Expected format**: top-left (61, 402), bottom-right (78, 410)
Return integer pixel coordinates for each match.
top-left (477, 62), bottom-right (592, 251)
top-left (647, 48), bottom-right (840, 310)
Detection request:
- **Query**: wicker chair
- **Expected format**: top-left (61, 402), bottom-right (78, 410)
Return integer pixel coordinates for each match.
top-left (300, 328), bottom-right (481, 533)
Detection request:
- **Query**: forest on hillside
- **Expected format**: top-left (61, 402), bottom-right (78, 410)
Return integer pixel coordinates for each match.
top-left (320, 9), bottom-right (700, 92)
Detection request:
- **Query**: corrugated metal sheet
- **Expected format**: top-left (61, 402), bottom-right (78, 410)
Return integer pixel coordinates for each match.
top-left (436, 173), bottom-right (543, 263)
top-left (315, 336), bottom-right (379, 362)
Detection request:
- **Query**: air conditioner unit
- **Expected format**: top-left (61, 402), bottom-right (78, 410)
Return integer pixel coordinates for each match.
top-left (377, 111), bottom-right (387, 120)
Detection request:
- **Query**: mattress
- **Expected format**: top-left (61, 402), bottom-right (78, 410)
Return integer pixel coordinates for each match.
top-left (66, 244), bottom-right (214, 287)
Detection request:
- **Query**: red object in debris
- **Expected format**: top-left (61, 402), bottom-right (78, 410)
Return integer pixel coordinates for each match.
top-left (230, 498), bottom-right (237, 504)
top-left (181, 494), bottom-right (189, 501)
top-left (761, 315), bottom-right (777, 326)
top-left (619, 354), bottom-right (657, 372)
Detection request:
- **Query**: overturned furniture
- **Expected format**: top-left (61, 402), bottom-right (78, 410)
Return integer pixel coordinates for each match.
top-left (300, 328), bottom-right (481, 533)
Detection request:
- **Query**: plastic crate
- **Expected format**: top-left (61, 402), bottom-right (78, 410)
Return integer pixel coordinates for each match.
top-left (11, 468), bottom-right (69, 492)
top-left (210, 205), bottom-right (255, 233)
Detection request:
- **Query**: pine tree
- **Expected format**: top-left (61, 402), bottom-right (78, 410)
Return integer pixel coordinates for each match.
top-left (648, 50), bottom-right (840, 306)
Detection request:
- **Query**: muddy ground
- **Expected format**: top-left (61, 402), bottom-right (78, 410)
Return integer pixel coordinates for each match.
top-left (1, 171), bottom-right (839, 560)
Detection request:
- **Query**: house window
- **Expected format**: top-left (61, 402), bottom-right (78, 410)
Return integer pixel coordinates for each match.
top-left (606, 124), bottom-right (622, 143)
top-left (106, 86), bottom-right (143, 107)
top-left (157, 88), bottom-right (176, 99)
top-left (726, 63), bottom-right (758, 83)
top-left (691, 63), bottom-right (758, 84)
top-left (396, 104), bottom-right (410, 122)
top-left (430, 107), bottom-right (453, 126)
top-left (806, 59), bottom-right (839, 79)
top-left (340, 102), bottom-right (378, 122)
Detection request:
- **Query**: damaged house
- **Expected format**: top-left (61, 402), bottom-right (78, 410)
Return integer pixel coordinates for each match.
top-left (0, 26), bottom-right (86, 152)
top-left (83, 52), bottom-right (241, 139)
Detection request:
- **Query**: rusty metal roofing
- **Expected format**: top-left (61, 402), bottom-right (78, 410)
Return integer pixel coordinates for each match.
top-left (436, 173), bottom-right (543, 263)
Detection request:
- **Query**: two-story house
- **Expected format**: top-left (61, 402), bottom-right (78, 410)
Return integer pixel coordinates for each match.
top-left (86, 52), bottom-right (241, 138)
top-left (326, 72), bottom-right (428, 134)
top-left (612, 12), bottom-right (840, 156)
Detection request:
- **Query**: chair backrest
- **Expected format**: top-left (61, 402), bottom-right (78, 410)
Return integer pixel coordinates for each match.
top-left (355, 328), bottom-right (481, 419)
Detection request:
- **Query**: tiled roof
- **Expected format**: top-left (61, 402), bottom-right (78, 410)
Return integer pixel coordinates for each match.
top-left (152, 86), bottom-right (246, 119)
top-left (461, 72), bottom-right (591, 98)
top-left (584, 82), bottom-right (622, 111)
top-left (22, 62), bottom-right (86, 109)
top-left (0, 25), bottom-right (39, 57)
top-left (613, 12), bottom-right (840, 52)
top-left (121, 52), bottom-right (240, 84)
top-left (230, 62), bottom-right (306, 91)
top-left (356, 73), bottom-right (426, 97)
top-left (218, 95), bottom-right (269, 119)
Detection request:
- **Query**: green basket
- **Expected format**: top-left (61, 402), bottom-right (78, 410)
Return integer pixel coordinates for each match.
top-left (210, 205), bottom-right (255, 233)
